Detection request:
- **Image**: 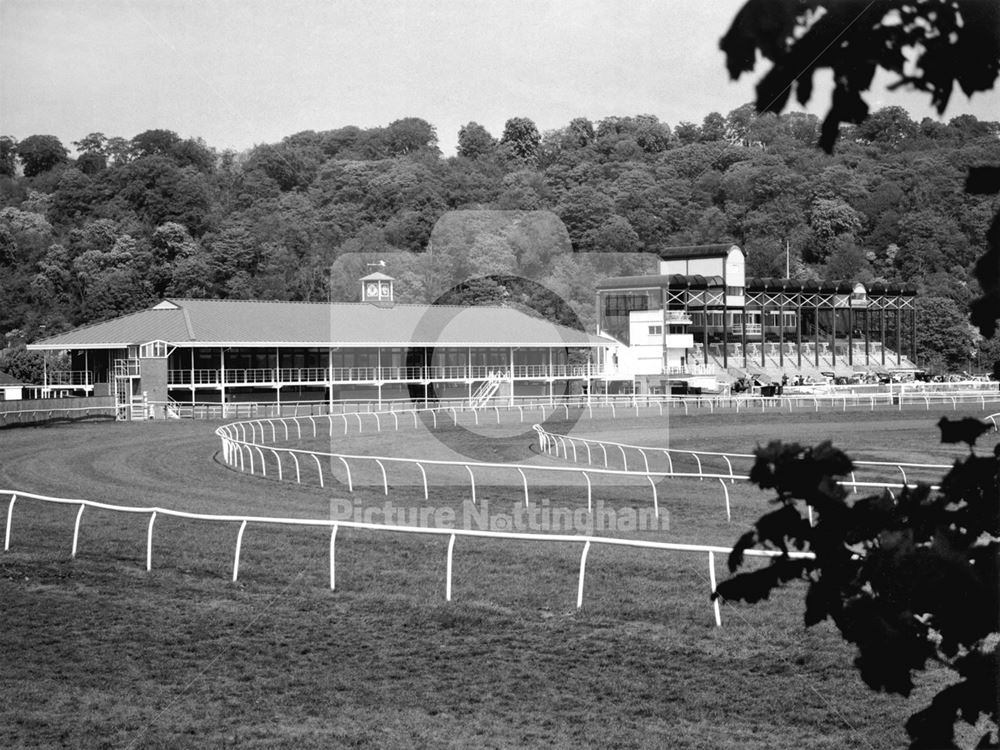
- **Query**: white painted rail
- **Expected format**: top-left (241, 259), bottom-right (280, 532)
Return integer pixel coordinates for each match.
top-left (1, 488), bottom-right (813, 626)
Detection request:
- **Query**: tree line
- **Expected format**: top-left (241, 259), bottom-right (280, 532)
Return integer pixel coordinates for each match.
top-left (1, 107), bottom-right (999, 375)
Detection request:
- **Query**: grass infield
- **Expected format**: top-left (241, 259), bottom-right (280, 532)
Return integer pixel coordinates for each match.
top-left (0, 407), bottom-right (994, 748)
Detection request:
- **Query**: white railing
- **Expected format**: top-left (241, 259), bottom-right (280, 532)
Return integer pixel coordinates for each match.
top-left (212, 399), bottom-right (968, 529)
top-left (167, 363), bottom-right (601, 386)
top-left (0, 404), bottom-right (116, 425)
top-left (45, 370), bottom-right (93, 386)
top-left (151, 387), bottom-right (1000, 423)
top-left (530, 425), bottom-right (952, 491)
top-left (0, 488), bottom-right (813, 626)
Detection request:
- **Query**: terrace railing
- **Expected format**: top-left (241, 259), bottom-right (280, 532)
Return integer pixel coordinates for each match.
top-left (45, 370), bottom-right (93, 386)
top-left (168, 363), bottom-right (601, 386)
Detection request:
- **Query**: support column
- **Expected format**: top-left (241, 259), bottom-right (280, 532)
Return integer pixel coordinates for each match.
top-left (880, 307), bottom-right (886, 367)
top-left (760, 297), bottom-right (766, 370)
top-left (220, 347), bottom-right (226, 414)
top-left (702, 293), bottom-right (709, 366)
top-left (896, 308), bottom-right (902, 366)
top-left (910, 306), bottom-right (917, 365)
top-left (864, 307), bottom-right (870, 366)
top-left (721, 303), bottom-right (728, 370)
top-left (778, 295), bottom-right (785, 369)
top-left (831, 304), bottom-right (837, 369)
top-left (814, 306), bottom-right (820, 368)
top-left (328, 346), bottom-right (334, 413)
top-left (741, 299), bottom-right (747, 369)
top-left (847, 307), bottom-right (854, 367)
top-left (191, 348), bottom-right (195, 406)
top-left (509, 346), bottom-right (515, 406)
top-left (796, 301), bottom-right (802, 369)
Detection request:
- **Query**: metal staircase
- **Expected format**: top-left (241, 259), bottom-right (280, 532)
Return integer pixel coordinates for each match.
top-left (470, 370), bottom-right (503, 408)
top-left (113, 358), bottom-right (141, 421)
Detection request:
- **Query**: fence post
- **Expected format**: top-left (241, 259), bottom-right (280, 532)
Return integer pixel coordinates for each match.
top-left (719, 478), bottom-right (731, 523)
top-left (375, 459), bottom-right (388, 495)
top-left (232, 519), bottom-right (248, 582)
top-left (329, 524), bottom-right (338, 590)
top-left (4, 493), bottom-right (16, 551)
top-left (415, 462), bottom-right (428, 500)
top-left (311, 454), bottom-right (324, 488)
top-left (646, 476), bottom-right (658, 518)
top-left (72, 503), bottom-right (85, 558)
top-left (446, 533), bottom-right (456, 602)
top-left (146, 511), bottom-right (156, 572)
top-left (466, 465), bottom-right (476, 505)
top-left (576, 539), bottom-right (591, 609)
top-left (517, 468), bottom-right (529, 508)
top-left (708, 551), bottom-right (722, 627)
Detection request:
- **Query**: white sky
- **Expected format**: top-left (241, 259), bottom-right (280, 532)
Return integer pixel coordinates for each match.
top-left (2, 0), bottom-right (998, 156)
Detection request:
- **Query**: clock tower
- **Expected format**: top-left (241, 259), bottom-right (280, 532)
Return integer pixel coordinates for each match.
top-left (359, 270), bottom-right (395, 304)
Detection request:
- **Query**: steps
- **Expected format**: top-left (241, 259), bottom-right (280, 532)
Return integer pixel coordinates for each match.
top-left (470, 370), bottom-right (503, 408)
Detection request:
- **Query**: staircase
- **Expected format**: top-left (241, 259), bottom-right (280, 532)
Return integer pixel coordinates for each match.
top-left (113, 358), bottom-right (140, 421)
top-left (470, 370), bottom-right (503, 408)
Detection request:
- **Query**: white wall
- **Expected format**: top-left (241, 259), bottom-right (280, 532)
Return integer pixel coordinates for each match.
top-left (604, 310), bottom-right (693, 376)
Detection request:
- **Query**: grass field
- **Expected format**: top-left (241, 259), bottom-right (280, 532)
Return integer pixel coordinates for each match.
top-left (0, 406), bottom-right (995, 748)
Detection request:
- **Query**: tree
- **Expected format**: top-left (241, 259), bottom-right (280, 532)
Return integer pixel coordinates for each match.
top-left (718, 5), bottom-right (1000, 745)
top-left (715, 430), bottom-right (998, 749)
top-left (72, 132), bottom-right (108, 155)
top-left (912, 296), bottom-right (978, 374)
top-left (855, 106), bottom-right (918, 149)
top-left (673, 121), bottom-right (701, 145)
top-left (457, 122), bottom-right (496, 159)
top-left (700, 112), bottom-right (727, 142)
top-left (384, 117), bottom-right (439, 157)
top-left (17, 135), bottom-right (69, 177)
top-left (0, 136), bottom-right (17, 177)
top-left (500, 117), bottom-right (541, 161)
top-left (721, 1), bottom-right (1000, 152)
top-left (130, 129), bottom-right (181, 158)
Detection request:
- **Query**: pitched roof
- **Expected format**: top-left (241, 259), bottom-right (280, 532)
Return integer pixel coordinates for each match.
top-left (29, 298), bottom-right (607, 350)
top-left (359, 271), bottom-right (395, 281)
top-left (658, 243), bottom-right (741, 260)
top-left (0, 371), bottom-right (27, 386)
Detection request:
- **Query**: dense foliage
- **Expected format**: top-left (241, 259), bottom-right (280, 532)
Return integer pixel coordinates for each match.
top-left (715, 422), bottom-right (999, 748)
top-left (0, 112), bottom-right (998, 373)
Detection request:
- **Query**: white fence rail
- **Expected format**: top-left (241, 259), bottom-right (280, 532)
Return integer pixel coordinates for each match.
top-left (0, 404), bottom-right (116, 426)
top-left (214, 400), bottom-right (956, 525)
top-left (530, 425), bottom-right (955, 488)
top-left (155, 386), bottom-right (1000, 421)
top-left (0, 488), bottom-right (815, 626)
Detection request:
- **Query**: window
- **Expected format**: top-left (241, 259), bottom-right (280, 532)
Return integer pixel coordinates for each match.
top-left (648, 325), bottom-right (662, 335)
top-left (604, 293), bottom-right (650, 316)
top-left (668, 325), bottom-right (685, 334)
top-left (139, 341), bottom-right (168, 358)
top-left (726, 286), bottom-right (744, 296)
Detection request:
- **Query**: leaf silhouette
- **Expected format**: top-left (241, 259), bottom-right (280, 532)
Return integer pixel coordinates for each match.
top-left (937, 417), bottom-right (990, 446)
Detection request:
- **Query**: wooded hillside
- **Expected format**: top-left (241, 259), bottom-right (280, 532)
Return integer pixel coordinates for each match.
top-left (2, 106), bottom-right (999, 374)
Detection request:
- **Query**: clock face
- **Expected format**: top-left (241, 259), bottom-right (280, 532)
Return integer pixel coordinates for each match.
top-left (366, 283), bottom-right (380, 297)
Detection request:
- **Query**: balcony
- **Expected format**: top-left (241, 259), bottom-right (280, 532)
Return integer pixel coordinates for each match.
top-left (168, 363), bottom-right (605, 386)
top-left (46, 370), bottom-right (93, 386)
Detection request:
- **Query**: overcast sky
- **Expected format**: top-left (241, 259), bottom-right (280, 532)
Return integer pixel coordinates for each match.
top-left (3, 0), bottom-right (998, 156)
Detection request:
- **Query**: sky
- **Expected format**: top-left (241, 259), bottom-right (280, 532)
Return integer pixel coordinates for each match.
top-left (2, 0), bottom-right (999, 157)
